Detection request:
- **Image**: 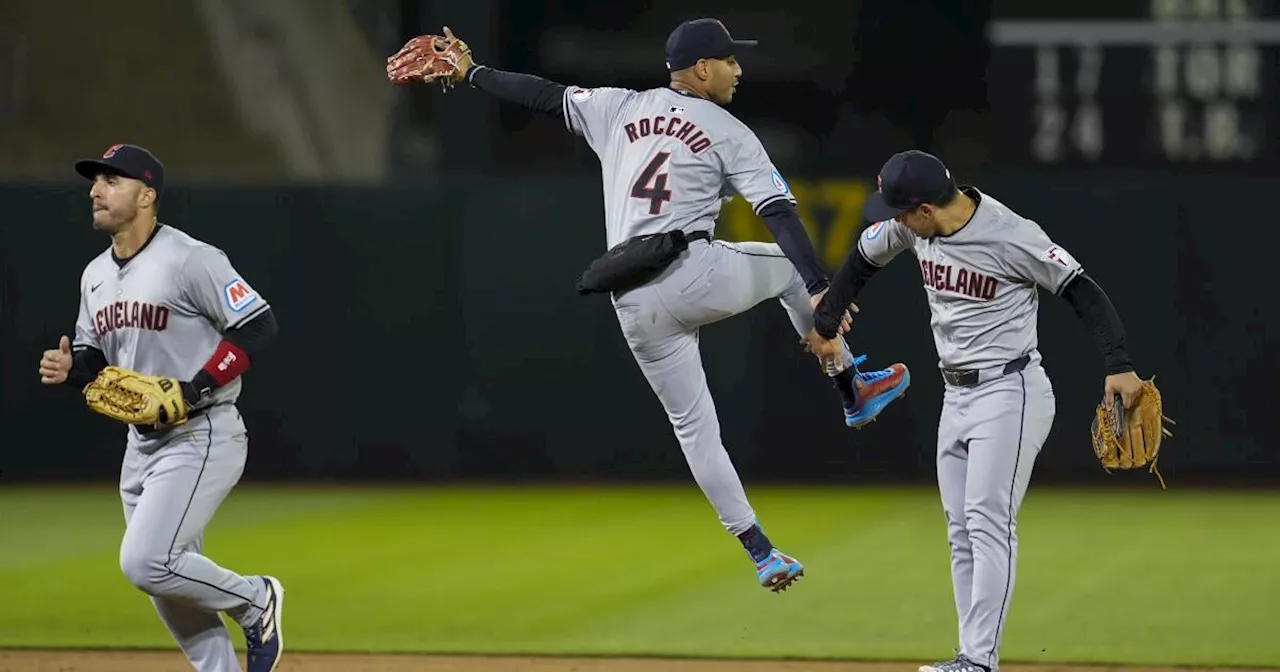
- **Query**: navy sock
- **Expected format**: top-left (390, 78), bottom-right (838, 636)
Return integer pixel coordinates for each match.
top-left (832, 368), bottom-right (858, 410)
top-left (737, 524), bottom-right (774, 563)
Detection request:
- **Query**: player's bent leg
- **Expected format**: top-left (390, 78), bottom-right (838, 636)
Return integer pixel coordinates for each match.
top-left (712, 241), bottom-right (910, 427)
top-left (955, 367), bottom-right (1055, 672)
top-left (616, 312), bottom-right (754, 532)
top-left (150, 589), bottom-right (240, 671)
top-left (118, 407), bottom-right (286, 672)
top-left (120, 451), bottom-right (240, 671)
top-left (614, 298), bottom-right (802, 592)
top-left (117, 411), bottom-right (266, 612)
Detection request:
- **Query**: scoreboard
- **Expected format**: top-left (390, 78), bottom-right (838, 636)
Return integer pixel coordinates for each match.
top-left (986, 0), bottom-right (1280, 172)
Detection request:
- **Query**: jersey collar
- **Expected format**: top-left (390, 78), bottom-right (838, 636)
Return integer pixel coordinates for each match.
top-left (667, 86), bottom-right (715, 103)
top-left (112, 222), bottom-right (164, 268)
top-left (935, 187), bottom-right (982, 239)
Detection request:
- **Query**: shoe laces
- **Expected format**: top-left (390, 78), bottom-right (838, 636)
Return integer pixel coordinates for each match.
top-left (930, 655), bottom-right (988, 672)
top-left (851, 354), bottom-right (893, 383)
top-left (244, 622), bottom-right (263, 648)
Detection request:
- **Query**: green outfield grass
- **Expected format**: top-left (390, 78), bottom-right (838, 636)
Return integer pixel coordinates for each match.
top-left (0, 483), bottom-right (1276, 667)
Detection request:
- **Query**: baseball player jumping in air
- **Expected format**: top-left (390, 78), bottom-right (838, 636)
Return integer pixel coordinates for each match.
top-left (38, 145), bottom-right (286, 672)
top-left (386, 19), bottom-right (910, 592)
top-left (808, 150), bottom-right (1147, 671)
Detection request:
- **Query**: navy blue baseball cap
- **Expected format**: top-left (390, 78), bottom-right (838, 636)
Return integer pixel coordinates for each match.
top-left (74, 144), bottom-right (166, 199)
top-left (665, 18), bottom-right (757, 71)
top-left (862, 150), bottom-right (956, 222)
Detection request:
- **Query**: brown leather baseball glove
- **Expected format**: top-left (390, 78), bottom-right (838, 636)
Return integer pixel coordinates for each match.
top-left (386, 26), bottom-right (472, 91)
top-left (83, 366), bottom-right (188, 428)
top-left (1090, 377), bottom-right (1175, 488)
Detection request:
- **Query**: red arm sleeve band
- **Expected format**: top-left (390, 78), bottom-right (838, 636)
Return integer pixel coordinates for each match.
top-left (188, 307), bottom-right (277, 400)
top-left (201, 339), bottom-right (250, 387)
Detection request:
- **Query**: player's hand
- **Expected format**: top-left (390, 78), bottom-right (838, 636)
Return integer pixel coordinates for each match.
top-left (39, 335), bottom-right (72, 385)
top-left (441, 26), bottom-right (473, 79)
top-left (808, 290), bottom-right (858, 335)
top-left (802, 330), bottom-right (846, 371)
top-left (386, 26), bottom-right (473, 87)
top-left (808, 289), bottom-right (827, 311)
top-left (1104, 370), bottom-right (1144, 409)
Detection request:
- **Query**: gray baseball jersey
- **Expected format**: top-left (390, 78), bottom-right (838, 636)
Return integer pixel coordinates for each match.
top-left (562, 85), bottom-right (796, 249)
top-left (562, 83), bottom-right (859, 547)
top-left (71, 222), bottom-right (273, 669)
top-left (857, 187), bottom-right (1083, 371)
top-left (73, 224), bottom-right (269, 438)
top-left (857, 186), bottom-right (1076, 670)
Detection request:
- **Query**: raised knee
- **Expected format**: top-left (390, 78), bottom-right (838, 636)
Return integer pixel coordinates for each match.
top-left (119, 547), bottom-right (169, 594)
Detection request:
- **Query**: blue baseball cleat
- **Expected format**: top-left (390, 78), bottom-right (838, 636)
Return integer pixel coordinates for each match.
top-left (844, 354), bottom-right (911, 428)
top-left (244, 576), bottom-right (285, 672)
top-left (756, 548), bottom-right (804, 593)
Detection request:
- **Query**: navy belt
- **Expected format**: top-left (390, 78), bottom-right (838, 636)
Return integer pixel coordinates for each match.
top-left (135, 406), bottom-right (209, 438)
top-left (941, 354), bottom-right (1031, 388)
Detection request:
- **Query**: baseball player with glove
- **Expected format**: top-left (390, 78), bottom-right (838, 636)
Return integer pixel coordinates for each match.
top-left (807, 150), bottom-right (1173, 672)
top-left (386, 20), bottom-right (911, 593)
top-left (38, 144), bottom-right (286, 672)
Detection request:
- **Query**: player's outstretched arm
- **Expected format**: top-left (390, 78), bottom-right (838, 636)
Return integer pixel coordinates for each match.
top-left (465, 66), bottom-right (567, 117)
top-left (387, 26), bottom-right (568, 117)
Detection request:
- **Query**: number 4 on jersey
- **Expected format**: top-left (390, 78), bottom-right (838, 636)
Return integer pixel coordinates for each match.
top-left (631, 152), bottom-right (672, 215)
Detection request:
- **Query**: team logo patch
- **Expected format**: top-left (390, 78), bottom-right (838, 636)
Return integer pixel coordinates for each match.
top-left (103, 144), bottom-right (123, 158)
top-left (570, 87), bottom-right (594, 102)
top-left (864, 222), bottom-right (886, 240)
top-left (1040, 245), bottom-right (1079, 269)
top-left (771, 169), bottom-right (789, 193)
top-left (223, 277), bottom-right (258, 312)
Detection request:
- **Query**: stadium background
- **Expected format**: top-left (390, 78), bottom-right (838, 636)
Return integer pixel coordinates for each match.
top-left (0, 1), bottom-right (1276, 670)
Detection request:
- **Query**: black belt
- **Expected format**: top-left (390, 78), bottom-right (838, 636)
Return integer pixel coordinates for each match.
top-left (135, 406), bottom-right (209, 438)
top-left (941, 354), bottom-right (1031, 388)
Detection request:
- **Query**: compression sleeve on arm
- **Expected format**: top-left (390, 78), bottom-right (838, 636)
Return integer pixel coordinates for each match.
top-left (758, 200), bottom-right (829, 296)
top-left (467, 65), bottom-right (566, 116)
top-left (66, 347), bottom-right (108, 388)
top-left (813, 246), bottom-right (881, 339)
top-left (1059, 273), bottom-right (1133, 374)
top-left (223, 307), bottom-right (278, 357)
top-left (187, 308), bottom-right (279, 399)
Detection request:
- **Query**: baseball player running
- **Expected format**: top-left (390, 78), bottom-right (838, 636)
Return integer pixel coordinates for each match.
top-left (37, 144), bottom-right (286, 672)
top-left (808, 150), bottom-right (1146, 671)
top-left (386, 19), bottom-right (910, 592)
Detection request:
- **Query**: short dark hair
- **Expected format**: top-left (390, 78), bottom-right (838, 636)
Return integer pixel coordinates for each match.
top-left (930, 188), bottom-right (961, 208)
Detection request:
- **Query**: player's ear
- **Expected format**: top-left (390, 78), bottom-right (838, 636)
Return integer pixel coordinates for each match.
top-left (695, 59), bottom-right (711, 81)
top-left (139, 186), bottom-right (156, 209)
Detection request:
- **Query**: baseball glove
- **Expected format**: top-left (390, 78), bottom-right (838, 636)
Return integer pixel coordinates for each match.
top-left (83, 366), bottom-right (188, 427)
top-left (386, 30), bottom-right (472, 91)
top-left (1089, 377), bottom-right (1175, 488)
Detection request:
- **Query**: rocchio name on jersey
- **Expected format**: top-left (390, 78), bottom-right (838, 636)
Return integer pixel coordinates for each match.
top-left (624, 115), bottom-right (713, 154)
top-left (96, 300), bottom-right (170, 336)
